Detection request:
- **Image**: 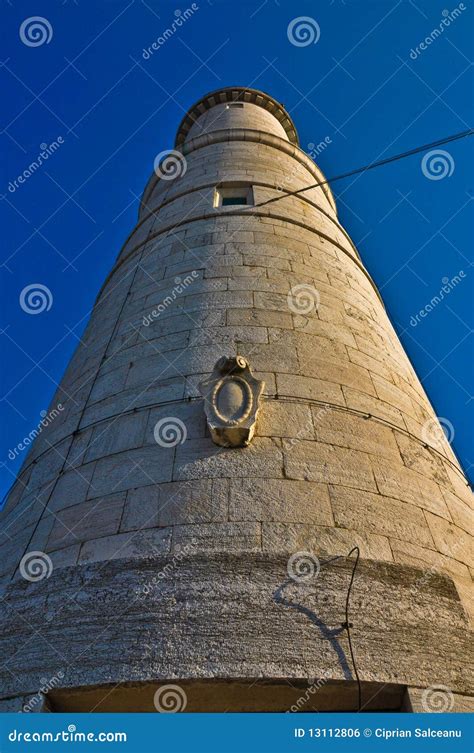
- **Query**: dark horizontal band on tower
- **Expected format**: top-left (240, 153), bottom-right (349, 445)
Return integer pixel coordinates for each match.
top-left (141, 129), bottom-right (336, 215)
top-left (174, 87), bottom-right (299, 148)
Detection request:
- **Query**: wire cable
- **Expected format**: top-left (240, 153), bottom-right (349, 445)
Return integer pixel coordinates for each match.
top-left (229, 128), bottom-right (474, 213)
top-left (317, 546), bottom-right (362, 711)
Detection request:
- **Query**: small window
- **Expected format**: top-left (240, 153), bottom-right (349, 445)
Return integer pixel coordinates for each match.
top-left (226, 102), bottom-right (244, 109)
top-left (214, 185), bottom-right (254, 208)
top-left (222, 196), bottom-right (247, 206)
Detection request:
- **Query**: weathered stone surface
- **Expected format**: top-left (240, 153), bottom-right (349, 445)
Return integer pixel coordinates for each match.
top-left (313, 410), bottom-right (402, 461)
top-left (48, 464), bottom-right (96, 513)
top-left (330, 486), bottom-right (434, 548)
top-left (172, 523), bottom-right (261, 553)
top-left (229, 478), bottom-right (333, 524)
top-left (120, 486), bottom-right (160, 531)
top-left (257, 400), bottom-right (315, 439)
top-left (425, 512), bottom-right (473, 569)
top-left (443, 490), bottom-right (474, 535)
top-left (0, 555), bottom-right (471, 703)
top-left (262, 523), bottom-right (393, 561)
top-left (285, 441), bottom-right (378, 493)
top-left (371, 459), bottom-right (451, 519)
top-left (1, 86), bottom-right (471, 709)
top-left (79, 527), bottom-right (171, 564)
top-left (47, 493), bottom-right (125, 550)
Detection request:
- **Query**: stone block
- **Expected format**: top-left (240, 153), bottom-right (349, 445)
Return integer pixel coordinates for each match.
top-left (342, 386), bottom-right (406, 430)
top-left (227, 308), bottom-right (293, 329)
top-left (171, 522), bottom-right (261, 553)
top-left (425, 512), bottom-right (473, 568)
top-left (394, 433), bottom-right (451, 488)
top-left (88, 446), bottom-right (173, 497)
top-left (158, 479), bottom-right (228, 525)
top-left (371, 459), bottom-right (451, 519)
top-left (48, 464), bottom-right (96, 513)
top-left (443, 490), bottom-right (474, 535)
top-left (173, 437), bottom-right (283, 481)
top-left (277, 374), bottom-right (345, 406)
top-left (330, 486), bottom-right (434, 548)
top-left (229, 478), bottom-right (333, 524)
top-left (49, 544), bottom-right (80, 569)
top-left (120, 486), bottom-right (160, 531)
top-left (313, 410), bottom-right (401, 461)
top-left (390, 538), bottom-right (470, 581)
top-left (79, 527), bottom-right (171, 564)
top-left (262, 522), bottom-right (393, 561)
top-left (47, 493), bottom-right (125, 550)
top-left (284, 440), bottom-right (377, 492)
top-left (257, 400), bottom-right (314, 440)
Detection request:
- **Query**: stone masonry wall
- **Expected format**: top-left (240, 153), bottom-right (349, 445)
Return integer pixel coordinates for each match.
top-left (1, 90), bottom-right (472, 627)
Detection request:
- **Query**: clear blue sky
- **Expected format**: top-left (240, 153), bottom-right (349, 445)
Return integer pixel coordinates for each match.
top-left (1, 0), bottom-right (473, 501)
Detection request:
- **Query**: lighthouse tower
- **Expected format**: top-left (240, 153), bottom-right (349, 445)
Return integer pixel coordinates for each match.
top-left (0, 88), bottom-right (472, 713)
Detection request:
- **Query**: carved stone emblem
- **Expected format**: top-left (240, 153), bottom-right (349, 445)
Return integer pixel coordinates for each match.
top-left (199, 356), bottom-right (265, 448)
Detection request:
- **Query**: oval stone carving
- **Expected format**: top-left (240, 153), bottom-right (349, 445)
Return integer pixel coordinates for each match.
top-left (214, 378), bottom-right (252, 425)
top-left (199, 357), bottom-right (264, 447)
